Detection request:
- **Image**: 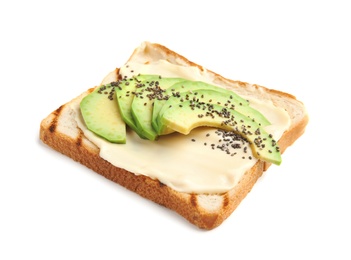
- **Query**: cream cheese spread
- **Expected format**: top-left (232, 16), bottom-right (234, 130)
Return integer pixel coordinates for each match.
top-left (71, 60), bottom-right (291, 194)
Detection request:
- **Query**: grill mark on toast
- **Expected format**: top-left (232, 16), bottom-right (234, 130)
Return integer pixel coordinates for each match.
top-left (190, 194), bottom-right (197, 207)
top-left (223, 194), bottom-right (229, 208)
top-left (49, 105), bottom-right (64, 133)
top-left (76, 131), bottom-right (83, 147)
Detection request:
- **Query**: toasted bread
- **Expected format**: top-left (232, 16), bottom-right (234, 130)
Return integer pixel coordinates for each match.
top-left (39, 42), bottom-right (308, 229)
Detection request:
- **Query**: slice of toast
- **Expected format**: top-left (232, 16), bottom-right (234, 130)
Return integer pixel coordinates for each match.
top-left (39, 42), bottom-right (309, 230)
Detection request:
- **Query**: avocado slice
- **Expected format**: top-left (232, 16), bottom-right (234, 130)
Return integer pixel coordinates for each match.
top-left (80, 83), bottom-right (126, 143)
top-left (131, 76), bottom-right (185, 140)
top-left (152, 80), bottom-right (249, 131)
top-left (151, 80), bottom-right (188, 130)
top-left (156, 89), bottom-right (271, 135)
top-left (115, 75), bottom-right (160, 139)
top-left (159, 101), bottom-right (281, 165)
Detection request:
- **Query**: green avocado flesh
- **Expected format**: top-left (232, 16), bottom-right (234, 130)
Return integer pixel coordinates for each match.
top-left (79, 75), bottom-right (281, 165)
top-left (156, 89), bottom-right (270, 135)
top-left (131, 76), bottom-right (185, 140)
top-left (159, 101), bottom-right (282, 165)
top-left (152, 80), bottom-right (249, 131)
top-left (80, 84), bottom-right (126, 143)
top-left (115, 75), bottom-right (162, 139)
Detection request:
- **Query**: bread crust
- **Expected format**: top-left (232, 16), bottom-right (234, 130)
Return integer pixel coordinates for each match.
top-left (39, 42), bottom-right (309, 229)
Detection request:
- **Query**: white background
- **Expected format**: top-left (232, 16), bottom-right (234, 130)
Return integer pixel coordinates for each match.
top-left (1, 0), bottom-right (350, 259)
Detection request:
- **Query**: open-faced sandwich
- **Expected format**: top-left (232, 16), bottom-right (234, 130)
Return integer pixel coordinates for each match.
top-left (39, 42), bottom-right (309, 229)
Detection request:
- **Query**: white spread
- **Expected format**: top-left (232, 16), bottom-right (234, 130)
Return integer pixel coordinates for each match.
top-left (72, 60), bottom-right (291, 194)
top-left (121, 60), bottom-right (215, 84)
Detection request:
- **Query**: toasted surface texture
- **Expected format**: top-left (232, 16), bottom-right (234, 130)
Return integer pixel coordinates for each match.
top-left (39, 42), bottom-right (309, 229)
